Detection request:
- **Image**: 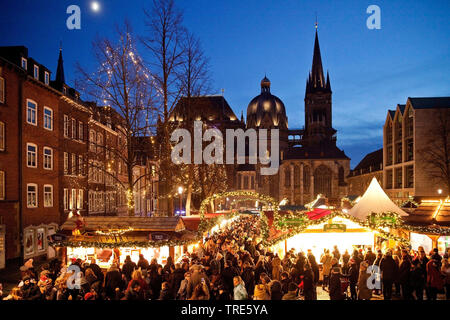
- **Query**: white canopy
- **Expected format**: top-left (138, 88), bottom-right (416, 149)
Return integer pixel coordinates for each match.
top-left (347, 177), bottom-right (408, 221)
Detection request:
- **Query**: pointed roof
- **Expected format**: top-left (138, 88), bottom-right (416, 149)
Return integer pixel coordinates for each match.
top-left (306, 29), bottom-right (330, 94)
top-left (55, 48), bottom-right (65, 84)
top-left (348, 177), bottom-right (408, 221)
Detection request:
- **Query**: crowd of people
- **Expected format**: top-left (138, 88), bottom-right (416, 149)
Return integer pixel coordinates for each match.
top-left (1, 215), bottom-right (450, 301)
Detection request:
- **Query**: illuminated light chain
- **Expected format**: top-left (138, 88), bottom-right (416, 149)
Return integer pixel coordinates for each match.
top-left (48, 238), bottom-right (198, 249)
top-left (94, 227), bottom-right (134, 236)
top-left (198, 191), bottom-right (279, 240)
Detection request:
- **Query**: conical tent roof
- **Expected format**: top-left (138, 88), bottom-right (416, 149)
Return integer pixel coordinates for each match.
top-left (348, 177), bottom-right (408, 221)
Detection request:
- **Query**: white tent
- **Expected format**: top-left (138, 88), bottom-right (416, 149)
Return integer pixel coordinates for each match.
top-left (348, 177), bottom-right (408, 221)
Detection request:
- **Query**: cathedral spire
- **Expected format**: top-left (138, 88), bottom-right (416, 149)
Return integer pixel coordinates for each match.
top-left (55, 45), bottom-right (65, 85)
top-left (311, 29), bottom-right (325, 89)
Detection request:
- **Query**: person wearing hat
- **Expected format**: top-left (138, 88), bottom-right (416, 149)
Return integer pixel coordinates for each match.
top-left (21, 275), bottom-right (42, 300)
top-left (347, 258), bottom-right (359, 300)
top-left (357, 261), bottom-right (372, 300)
top-left (329, 267), bottom-right (345, 300)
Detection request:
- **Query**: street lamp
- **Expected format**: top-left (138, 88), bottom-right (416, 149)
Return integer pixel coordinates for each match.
top-left (438, 189), bottom-right (443, 195)
top-left (178, 186), bottom-right (184, 215)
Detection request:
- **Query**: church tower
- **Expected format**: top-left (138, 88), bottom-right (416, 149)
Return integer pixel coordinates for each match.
top-left (304, 28), bottom-right (336, 146)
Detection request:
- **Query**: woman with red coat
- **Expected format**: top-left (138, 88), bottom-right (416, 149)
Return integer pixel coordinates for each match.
top-left (426, 258), bottom-right (444, 300)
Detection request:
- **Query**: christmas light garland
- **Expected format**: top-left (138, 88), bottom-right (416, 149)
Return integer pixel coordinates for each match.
top-left (49, 238), bottom-right (198, 249)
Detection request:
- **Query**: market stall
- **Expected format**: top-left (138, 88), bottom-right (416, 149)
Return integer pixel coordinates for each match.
top-left (51, 216), bottom-right (198, 269)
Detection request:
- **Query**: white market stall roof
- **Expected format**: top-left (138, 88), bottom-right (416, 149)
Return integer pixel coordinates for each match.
top-left (348, 177), bottom-right (408, 221)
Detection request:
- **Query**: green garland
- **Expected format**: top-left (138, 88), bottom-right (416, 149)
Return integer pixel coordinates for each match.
top-left (49, 238), bottom-right (199, 249)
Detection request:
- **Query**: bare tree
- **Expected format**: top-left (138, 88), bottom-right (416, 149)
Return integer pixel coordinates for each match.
top-left (420, 108), bottom-right (450, 194)
top-left (142, 0), bottom-right (186, 215)
top-left (76, 22), bottom-right (157, 216)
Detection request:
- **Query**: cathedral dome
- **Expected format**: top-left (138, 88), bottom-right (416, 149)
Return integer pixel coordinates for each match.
top-left (246, 76), bottom-right (288, 129)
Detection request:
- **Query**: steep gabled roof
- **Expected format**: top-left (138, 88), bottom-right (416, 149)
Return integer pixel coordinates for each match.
top-left (408, 97), bottom-right (450, 109)
top-left (352, 148), bottom-right (383, 174)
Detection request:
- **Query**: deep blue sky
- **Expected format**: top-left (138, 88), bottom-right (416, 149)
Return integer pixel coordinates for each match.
top-left (1, 0), bottom-right (449, 167)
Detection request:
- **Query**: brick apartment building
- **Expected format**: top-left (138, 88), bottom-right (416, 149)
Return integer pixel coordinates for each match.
top-left (0, 46), bottom-right (158, 268)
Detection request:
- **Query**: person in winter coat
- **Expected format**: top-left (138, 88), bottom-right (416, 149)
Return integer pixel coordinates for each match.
top-left (332, 246), bottom-right (341, 261)
top-left (302, 263), bottom-right (316, 300)
top-left (124, 280), bottom-right (144, 300)
top-left (272, 255), bottom-right (283, 281)
top-left (86, 259), bottom-right (104, 285)
top-left (176, 272), bottom-right (190, 300)
top-left (364, 247), bottom-right (377, 266)
top-left (189, 282), bottom-right (210, 300)
top-left (282, 282), bottom-right (298, 300)
top-left (122, 256), bottom-right (137, 283)
top-left (280, 272), bottom-right (291, 295)
top-left (347, 259), bottom-right (359, 300)
top-left (187, 265), bottom-right (210, 299)
top-left (357, 261), bottom-right (372, 300)
top-left (413, 248), bottom-right (429, 299)
top-left (241, 261), bottom-right (255, 297)
top-left (104, 264), bottom-right (124, 300)
top-left (221, 260), bottom-right (239, 293)
top-left (399, 250), bottom-right (412, 300)
top-left (169, 264), bottom-right (185, 297)
top-left (392, 254), bottom-right (401, 296)
top-left (426, 258), bottom-right (444, 300)
top-left (159, 282), bottom-right (174, 300)
top-left (410, 259), bottom-right (425, 300)
top-left (21, 276), bottom-right (42, 300)
top-left (320, 250), bottom-right (333, 290)
top-left (253, 283), bottom-right (270, 300)
top-left (307, 251), bottom-right (320, 284)
top-left (329, 267), bottom-right (345, 300)
top-left (269, 280), bottom-right (283, 300)
top-left (441, 258), bottom-right (450, 300)
top-left (233, 276), bottom-right (248, 300)
top-left (137, 254), bottom-right (149, 270)
top-left (379, 250), bottom-right (398, 300)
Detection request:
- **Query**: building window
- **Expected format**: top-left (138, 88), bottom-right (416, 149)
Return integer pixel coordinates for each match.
top-left (64, 152), bottom-right (68, 175)
top-left (27, 183), bottom-right (38, 208)
top-left (71, 189), bottom-right (76, 210)
top-left (96, 133), bottom-right (103, 154)
top-left (43, 107), bottom-right (53, 130)
top-left (405, 165), bottom-right (414, 188)
top-left (78, 155), bottom-right (83, 176)
top-left (78, 189), bottom-right (83, 209)
top-left (71, 154), bottom-right (76, 175)
top-left (314, 165), bottom-right (332, 197)
top-left (251, 175), bottom-right (255, 189)
top-left (44, 71), bottom-right (49, 85)
top-left (71, 119), bottom-right (76, 139)
top-left (0, 171), bottom-right (4, 200)
top-left (89, 191), bottom-right (94, 212)
top-left (43, 147), bottom-right (53, 170)
top-left (395, 167), bottom-right (402, 189)
top-left (243, 176), bottom-right (249, 190)
top-left (64, 188), bottom-right (68, 210)
top-left (64, 115), bottom-right (69, 137)
top-left (21, 57), bottom-right (27, 70)
top-left (303, 166), bottom-right (310, 192)
top-left (0, 121), bottom-right (4, 151)
top-left (395, 142), bottom-right (402, 164)
top-left (284, 168), bottom-right (291, 187)
top-left (0, 76), bottom-right (4, 103)
top-left (44, 185), bottom-right (53, 207)
top-left (89, 130), bottom-right (96, 152)
top-left (386, 169), bottom-right (393, 189)
top-left (33, 65), bottom-right (39, 80)
top-left (26, 143), bottom-right (37, 167)
top-left (294, 165), bottom-right (300, 187)
top-left (78, 122), bottom-right (84, 141)
top-left (406, 139), bottom-right (414, 161)
top-left (386, 145), bottom-right (393, 166)
top-left (26, 100), bottom-right (37, 125)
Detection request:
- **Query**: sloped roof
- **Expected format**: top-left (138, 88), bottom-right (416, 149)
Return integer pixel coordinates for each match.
top-left (408, 97), bottom-right (450, 109)
top-left (348, 177), bottom-right (408, 221)
top-left (61, 216), bottom-right (186, 232)
top-left (285, 143), bottom-right (349, 160)
top-left (404, 198), bottom-right (450, 227)
top-left (170, 96), bottom-right (239, 122)
top-left (352, 148), bottom-right (383, 174)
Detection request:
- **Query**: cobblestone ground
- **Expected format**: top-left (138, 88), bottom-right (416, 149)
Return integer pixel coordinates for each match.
top-left (316, 286), bottom-right (447, 300)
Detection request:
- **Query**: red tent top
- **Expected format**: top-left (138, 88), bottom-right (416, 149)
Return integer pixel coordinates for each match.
top-left (305, 208), bottom-right (332, 220)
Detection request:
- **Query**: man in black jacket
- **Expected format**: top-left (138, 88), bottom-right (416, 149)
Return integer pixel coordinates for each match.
top-left (122, 255), bottom-right (137, 283)
top-left (364, 247), bottom-right (377, 266)
top-left (399, 249), bottom-right (412, 300)
top-left (380, 251), bottom-right (398, 300)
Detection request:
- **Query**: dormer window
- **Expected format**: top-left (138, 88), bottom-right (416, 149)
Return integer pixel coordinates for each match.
top-left (33, 65), bottom-right (39, 80)
top-left (44, 71), bottom-right (49, 85)
top-left (21, 57), bottom-right (27, 70)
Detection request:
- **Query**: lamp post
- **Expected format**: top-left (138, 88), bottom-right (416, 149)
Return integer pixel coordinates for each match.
top-left (178, 186), bottom-right (184, 215)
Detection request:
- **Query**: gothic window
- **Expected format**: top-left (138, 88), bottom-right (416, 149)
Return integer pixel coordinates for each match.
top-left (294, 165), bottom-right (300, 187)
top-left (314, 165), bottom-right (332, 197)
top-left (284, 167), bottom-right (291, 187)
top-left (338, 166), bottom-right (345, 186)
top-left (303, 166), bottom-right (310, 192)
